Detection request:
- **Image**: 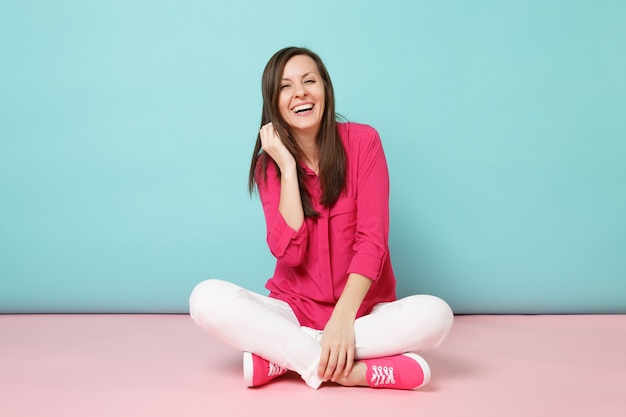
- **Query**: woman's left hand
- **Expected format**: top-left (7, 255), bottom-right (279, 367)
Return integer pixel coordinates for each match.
top-left (318, 315), bottom-right (356, 382)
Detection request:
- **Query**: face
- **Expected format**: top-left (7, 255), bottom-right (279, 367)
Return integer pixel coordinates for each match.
top-left (278, 55), bottom-right (326, 141)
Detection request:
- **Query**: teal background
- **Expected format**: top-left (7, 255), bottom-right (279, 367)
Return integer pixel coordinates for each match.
top-left (1, 0), bottom-right (625, 314)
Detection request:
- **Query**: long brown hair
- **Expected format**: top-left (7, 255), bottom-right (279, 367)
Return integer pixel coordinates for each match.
top-left (248, 47), bottom-right (346, 217)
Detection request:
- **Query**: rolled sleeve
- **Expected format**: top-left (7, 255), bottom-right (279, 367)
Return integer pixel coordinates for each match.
top-left (347, 251), bottom-right (386, 282)
top-left (257, 160), bottom-right (309, 266)
top-left (267, 213), bottom-right (308, 265)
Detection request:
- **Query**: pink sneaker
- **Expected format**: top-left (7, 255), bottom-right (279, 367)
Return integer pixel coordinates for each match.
top-left (362, 353), bottom-right (431, 390)
top-left (243, 352), bottom-right (288, 387)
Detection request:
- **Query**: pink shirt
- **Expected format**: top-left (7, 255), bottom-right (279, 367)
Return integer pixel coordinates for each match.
top-left (258, 122), bottom-right (396, 330)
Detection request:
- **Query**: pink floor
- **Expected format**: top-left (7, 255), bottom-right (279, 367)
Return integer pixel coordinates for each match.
top-left (1, 314), bottom-right (625, 417)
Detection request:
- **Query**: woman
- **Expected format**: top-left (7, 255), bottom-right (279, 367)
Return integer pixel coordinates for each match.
top-left (189, 47), bottom-right (453, 390)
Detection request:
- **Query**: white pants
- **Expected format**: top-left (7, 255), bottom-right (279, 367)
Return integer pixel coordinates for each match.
top-left (189, 279), bottom-right (454, 389)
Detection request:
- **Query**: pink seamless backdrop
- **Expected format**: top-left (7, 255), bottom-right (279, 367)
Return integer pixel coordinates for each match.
top-left (1, 314), bottom-right (624, 417)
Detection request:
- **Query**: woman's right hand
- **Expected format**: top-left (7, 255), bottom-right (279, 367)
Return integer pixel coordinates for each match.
top-left (260, 122), bottom-right (296, 173)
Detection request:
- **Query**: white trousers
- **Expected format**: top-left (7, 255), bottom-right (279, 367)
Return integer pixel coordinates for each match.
top-left (189, 279), bottom-right (454, 389)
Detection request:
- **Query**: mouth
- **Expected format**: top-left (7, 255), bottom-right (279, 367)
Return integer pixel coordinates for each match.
top-left (291, 103), bottom-right (315, 115)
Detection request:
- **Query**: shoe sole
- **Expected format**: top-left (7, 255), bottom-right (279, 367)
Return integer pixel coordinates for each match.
top-left (242, 351), bottom-right (254, 387)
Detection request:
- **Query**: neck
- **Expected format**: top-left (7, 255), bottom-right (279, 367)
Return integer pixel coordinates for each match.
top-left (294, 134), bottom-right (319, 174)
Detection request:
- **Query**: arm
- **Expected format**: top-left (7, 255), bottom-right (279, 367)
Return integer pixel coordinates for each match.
top-left (257, 123), bottom-right (308, 265)
top-left (260, 122), bottom-right (303, 230)
top-left (318, 273), bottom-right (372, 382)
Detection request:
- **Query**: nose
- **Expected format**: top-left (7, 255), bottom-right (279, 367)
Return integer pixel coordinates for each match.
top-left (294, 82), bottom-right (308, 97)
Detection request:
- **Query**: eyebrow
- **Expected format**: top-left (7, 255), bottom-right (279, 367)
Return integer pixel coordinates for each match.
top-left (281, 71), bottom-right (316, 81)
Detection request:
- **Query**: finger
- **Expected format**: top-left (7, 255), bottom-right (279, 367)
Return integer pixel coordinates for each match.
top-left (323, 350), bottom-right (339, 382)
top-left (317, 347), bottom-right (330, 379)
top-left (331, 351), bottom-right (347, 382)
top-left (260, 122), bottom-right (276, 136)
top-left (344, 347), bottom-right (355, 377)
top-left (260, 128), bottom-right (278, 153)
top-left (259, 123), bottom-right (273, 138)
top-left (260, 124), bottom-right (273, 140)
top-left (260, 125), bottom-right (280, 149)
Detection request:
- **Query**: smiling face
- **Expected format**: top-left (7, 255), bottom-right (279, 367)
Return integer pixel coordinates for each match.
top-left (278, 54), bottom-right (326, 142)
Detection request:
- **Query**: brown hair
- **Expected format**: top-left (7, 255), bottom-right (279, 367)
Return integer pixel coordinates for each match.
top-left (247, 47), bottom-right (347, 217)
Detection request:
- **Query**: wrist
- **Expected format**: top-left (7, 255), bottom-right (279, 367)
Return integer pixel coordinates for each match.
top-left (330, 303), bottom-right (358, 322)
top-left (278, 160), bottom-right (297, 177)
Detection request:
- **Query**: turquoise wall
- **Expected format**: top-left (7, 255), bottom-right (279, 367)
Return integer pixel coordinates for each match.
top-left (1, 0), bottom-right (625, 314)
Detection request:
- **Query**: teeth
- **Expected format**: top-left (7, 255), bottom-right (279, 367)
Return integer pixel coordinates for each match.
top-left (293, 104), bottom-right (313, 113)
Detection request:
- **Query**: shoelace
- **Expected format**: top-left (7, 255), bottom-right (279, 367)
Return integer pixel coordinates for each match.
top-left (268, 362), bottom-right (285, 377)
top-left (370, 365), bottom-right (395, 386)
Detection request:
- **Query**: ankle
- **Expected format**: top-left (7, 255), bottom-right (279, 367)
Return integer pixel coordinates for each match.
top-left (333, 361), bottom-right (368, 387)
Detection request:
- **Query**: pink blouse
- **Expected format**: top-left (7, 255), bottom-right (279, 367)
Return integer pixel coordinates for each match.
top-left (258, 122), bottom-right (396, 330)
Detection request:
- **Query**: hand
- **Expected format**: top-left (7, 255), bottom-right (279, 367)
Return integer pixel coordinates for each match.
top-left (259, 122), bottom-right (295, 172)
top-left (317, 315), bottom-right (356, 382)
